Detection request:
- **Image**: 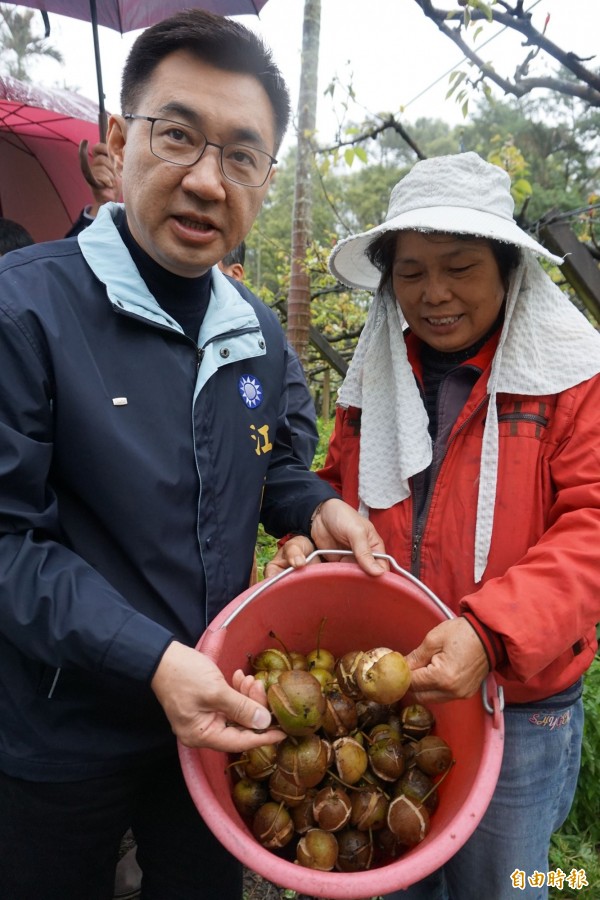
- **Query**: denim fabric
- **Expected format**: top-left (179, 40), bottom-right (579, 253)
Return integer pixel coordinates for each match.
top-left (384, 681), bottom-right (583, 900)
top-left (0, 752), bottom-right (242, 900)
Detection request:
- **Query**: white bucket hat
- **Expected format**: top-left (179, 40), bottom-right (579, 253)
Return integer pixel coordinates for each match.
top-left (329, 152), bottom-right (562, 290)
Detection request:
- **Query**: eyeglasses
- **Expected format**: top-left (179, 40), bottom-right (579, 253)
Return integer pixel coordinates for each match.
top-left (123, 114), bottom-right (277, 188)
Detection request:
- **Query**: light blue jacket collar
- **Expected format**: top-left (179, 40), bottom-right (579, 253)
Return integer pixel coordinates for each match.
top-left (78, 204), bottom-right (266, 393)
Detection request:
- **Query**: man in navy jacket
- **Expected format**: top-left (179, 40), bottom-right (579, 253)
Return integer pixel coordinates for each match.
top-left (0, 11), bottom-right (385, 900)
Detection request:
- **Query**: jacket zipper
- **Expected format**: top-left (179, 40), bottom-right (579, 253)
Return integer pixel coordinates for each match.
top-left (411, 394), bottom-right (489, 574)
top-left (201, 325), bottom-right (261, 348)
top-left (192, 323), bottom-right (262, 625)
top-left (497, 412), bottom-right (548, 427)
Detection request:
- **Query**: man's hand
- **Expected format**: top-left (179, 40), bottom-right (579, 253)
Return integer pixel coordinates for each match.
top-left (405, 617), bottom-right (490, 704)
top-left (151, 641), bottom-right (285, 751)
top-left (311, 498), bottom-right (388, 576)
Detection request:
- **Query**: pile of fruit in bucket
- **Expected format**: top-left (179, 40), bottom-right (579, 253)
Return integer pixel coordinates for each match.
top-left (230, 622), bottom-right (455, 873)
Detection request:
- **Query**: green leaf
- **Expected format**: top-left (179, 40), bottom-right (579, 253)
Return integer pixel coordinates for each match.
top-left (344, 147), bottom-right (355, 167)
top-left (513, 178), bottom-right (533, 197)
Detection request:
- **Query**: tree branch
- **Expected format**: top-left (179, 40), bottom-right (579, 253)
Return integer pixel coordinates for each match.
top-left (413, 0), bottom-right (600, 106)
top-left (318, 116), bottom-right (427, 159)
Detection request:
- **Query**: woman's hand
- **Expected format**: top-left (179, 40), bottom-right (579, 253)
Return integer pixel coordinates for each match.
top-left (265, 499), bottom-right (389, 579)
top-left (405, 617), bottom-right (490, 704)
top-left (311, 498), bottom-right (388, 576)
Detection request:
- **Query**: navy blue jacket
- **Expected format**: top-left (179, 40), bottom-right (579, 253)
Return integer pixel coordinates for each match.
top-left (0, 205), bottom-right (337, 780)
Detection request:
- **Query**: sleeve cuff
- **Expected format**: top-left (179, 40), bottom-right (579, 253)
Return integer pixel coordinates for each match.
top-left (462, 612), bottom-right (507, 671)
top-left (102, 612), bottom-right (175, 683)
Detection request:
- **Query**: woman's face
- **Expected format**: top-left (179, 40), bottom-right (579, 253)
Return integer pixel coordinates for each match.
top-left (391, 231), bottom-right (506, 352)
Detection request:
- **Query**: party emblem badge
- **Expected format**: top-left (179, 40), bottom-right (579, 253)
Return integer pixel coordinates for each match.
top-left (238, 374), bottom-right (263, 409)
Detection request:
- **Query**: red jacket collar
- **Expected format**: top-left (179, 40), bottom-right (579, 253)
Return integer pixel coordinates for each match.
top-left (405, 328), bottom-right (501, 384)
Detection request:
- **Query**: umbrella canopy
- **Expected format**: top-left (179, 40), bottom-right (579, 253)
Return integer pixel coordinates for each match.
top-left (0, 75), bottom-right (101, 242)
top-left (4, 2), bottom-right (271, 139)
top-left (12, 1), bottom-right (269, 32)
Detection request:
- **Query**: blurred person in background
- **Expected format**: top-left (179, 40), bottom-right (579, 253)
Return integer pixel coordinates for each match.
top-left (0, 217), bottom-right (34, 255)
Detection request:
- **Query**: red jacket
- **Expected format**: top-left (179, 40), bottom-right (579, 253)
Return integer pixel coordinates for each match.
top-left (319, 333), bottom-right (600, 704)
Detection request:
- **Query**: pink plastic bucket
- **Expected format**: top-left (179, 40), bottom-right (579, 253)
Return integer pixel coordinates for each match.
top-left (179, 553), bottom-right (504, 898)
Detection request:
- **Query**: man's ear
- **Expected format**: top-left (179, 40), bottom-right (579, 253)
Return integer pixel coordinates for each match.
top-left (229, 262), bottom-right (245, 282)
top-left (107, 114), bottom-right (126, 177)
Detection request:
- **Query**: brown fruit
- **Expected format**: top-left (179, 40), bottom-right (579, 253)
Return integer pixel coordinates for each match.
top-left (368, 734), bottom-right (406, 782)
top-left (321, 690), bottom-right (358, 739)
top-left (312, 785), bottom-right (352, 832)
top-left (350, 785), bottom-right (389, 831)
top-left (242, 744), bottom-right (278, 781)
top-left (276, 734), bottom-right (329, 788)
top-left (368, 722), bottom-right (402, 744)
top-left (401, 704), bottom-right (435, 740)
top-left (356, 648), bottom-right (411, 705)
top-left (335, 828), bottom-right (373, 872)
top-left (290, 789), bottom-right (318, 834)
top-left (252, 802), bottom-right (295, 849)
top-left (289, 650), bottom-right (309, 670)
top-left (355, 698), bottom-right (395, 730)
top-left (268, 768), bottom-right (307, 808)
top-left (334, 650), bottom-right (364, 699)
top-left (395, 767), bottom-right (439, 815)
top-left (387, 794), bottom-right (430, 847)
top-left (376, 825), bottom-right (408, 861)
top-left (413, 735), bottom-right (453, 776)
top-left (332, 736), bottom-right (368, 785)
top-left (296, 828), bottom-right (339, 871)
top-left (267, 670), bottom-right (326, 736)
top-left (231, 777), bottom-right (268, 819)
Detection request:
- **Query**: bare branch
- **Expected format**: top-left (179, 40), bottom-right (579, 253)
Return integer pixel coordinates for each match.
top-left (413, 0), bottom-right (600, 106)
top-left (318, 116), bottom-right (427, 159)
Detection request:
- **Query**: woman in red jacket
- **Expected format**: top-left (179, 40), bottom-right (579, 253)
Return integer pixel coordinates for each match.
top-left (268, 153), bottom-right (600, 899)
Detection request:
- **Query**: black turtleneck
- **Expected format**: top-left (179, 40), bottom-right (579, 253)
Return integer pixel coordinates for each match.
top-left (421, 309), bottom-right (504, 440)
top-left (116, 209), bottom-right (212, 342)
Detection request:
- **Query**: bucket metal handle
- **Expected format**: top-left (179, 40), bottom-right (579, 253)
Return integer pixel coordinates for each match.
top-left (222, 548), bottom-right (504, 718)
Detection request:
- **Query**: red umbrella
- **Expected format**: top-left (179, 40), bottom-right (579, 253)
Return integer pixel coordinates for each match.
top-left (0, 75), bottom-right (101, 242)
top-left (5, 2), bottom-right (271, 141)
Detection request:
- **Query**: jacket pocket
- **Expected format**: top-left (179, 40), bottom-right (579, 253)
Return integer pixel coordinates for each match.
top-left (496, 399), bottom-right (551, 438)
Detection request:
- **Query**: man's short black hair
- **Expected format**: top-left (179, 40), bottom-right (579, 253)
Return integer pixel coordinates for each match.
top-left (120, 9), bottom-right (290, 154)
top-left (0, 218), bottom-right (34, 256)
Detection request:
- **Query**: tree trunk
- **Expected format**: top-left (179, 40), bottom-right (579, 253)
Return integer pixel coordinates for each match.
top-left (287, 0), bottom-right (321, 366)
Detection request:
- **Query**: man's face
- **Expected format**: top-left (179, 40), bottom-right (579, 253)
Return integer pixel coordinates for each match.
top-left (108, 51), bottom-right (276, 278)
